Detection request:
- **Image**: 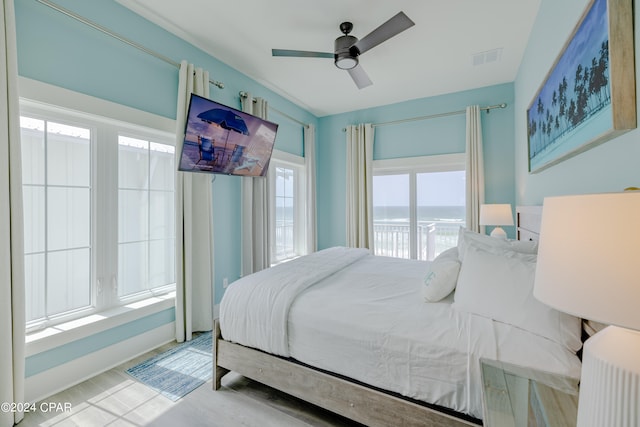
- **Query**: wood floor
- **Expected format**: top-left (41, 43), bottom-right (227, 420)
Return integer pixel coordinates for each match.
top-left (19, 339), bottom-right (364, 427)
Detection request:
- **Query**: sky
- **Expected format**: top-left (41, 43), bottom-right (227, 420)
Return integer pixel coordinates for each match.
top-left (373, 170), bottom-right (465, 206)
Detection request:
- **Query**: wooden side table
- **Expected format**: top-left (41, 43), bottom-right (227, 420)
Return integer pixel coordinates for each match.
top-left (480, 358), bottom-right (580, 427)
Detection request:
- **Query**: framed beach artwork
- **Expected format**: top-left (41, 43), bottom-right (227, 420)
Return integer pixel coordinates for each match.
top-left (527, 0), bottom-right (635, 173)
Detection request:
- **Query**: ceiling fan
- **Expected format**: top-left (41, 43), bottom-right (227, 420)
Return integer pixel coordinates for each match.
top-left (272, 11), bottom-right (415, 89)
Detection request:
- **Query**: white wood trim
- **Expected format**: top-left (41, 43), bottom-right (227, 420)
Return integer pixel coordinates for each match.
top-left (373, 153), bottom-right (465, 172)
top-left (26, 294), bottom-right (175, 356)
top-left (271, 149), bottom-right (304, 166)
top-left (25, 322), bottom-right (175, 403)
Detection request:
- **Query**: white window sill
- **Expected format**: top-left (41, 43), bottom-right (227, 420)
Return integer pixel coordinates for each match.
top-left (25, 292), bottom-right (176, 357)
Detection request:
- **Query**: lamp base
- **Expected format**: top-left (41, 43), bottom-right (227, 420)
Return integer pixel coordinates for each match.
top-left (489, 226), bottom-right (507, 239)
top-left (577, 326), bottom-right (640, 426)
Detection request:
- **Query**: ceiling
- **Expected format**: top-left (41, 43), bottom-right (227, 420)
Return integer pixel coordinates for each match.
top-left (116, 0), bottom-right (541, 117)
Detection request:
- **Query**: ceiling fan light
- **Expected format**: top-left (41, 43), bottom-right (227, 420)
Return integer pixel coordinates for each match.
top-left (335, 53), bottom-right (358, 70)
top-left (334, 34), bottom-right (359, 70)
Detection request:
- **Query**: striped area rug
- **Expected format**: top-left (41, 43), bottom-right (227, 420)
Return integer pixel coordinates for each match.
top-left (126, 332), bottom-right (212, 401)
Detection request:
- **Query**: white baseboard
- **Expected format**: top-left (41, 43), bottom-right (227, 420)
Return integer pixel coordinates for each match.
top-left (25, 322), bottom-right (175, 403)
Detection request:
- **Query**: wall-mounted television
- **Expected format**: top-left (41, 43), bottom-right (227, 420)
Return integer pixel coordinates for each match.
top-left (178, 94), bottom-right (278, 177)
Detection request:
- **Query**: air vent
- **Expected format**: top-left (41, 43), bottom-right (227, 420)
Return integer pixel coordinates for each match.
top-left (472, 48), bottom-right (503, 66)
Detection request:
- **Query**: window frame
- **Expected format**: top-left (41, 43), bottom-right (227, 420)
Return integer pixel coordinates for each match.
top-left (372, 153), bottom-right (466, 260)
top-left (116, 130), bottom-right (176, 303)
top-left (268, 149), bottom-right (307, 265)
top-left (20, 98), bottom-right (176, 333)
top-left (19, 108), bottom-right (98, 330)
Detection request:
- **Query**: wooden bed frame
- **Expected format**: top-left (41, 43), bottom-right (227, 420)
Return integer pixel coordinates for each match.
top-left (213, 321), bottom-right (476, 427)
top-left (212, 207), bottom-right (549, 427)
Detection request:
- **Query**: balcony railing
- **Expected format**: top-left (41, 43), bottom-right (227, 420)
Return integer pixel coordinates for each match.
top-left (274, 222), bottom-right (295, 262)
top-left (272, 220), bottom-right (462, 262)
top-left (373, 220), bottom-right (462, 261)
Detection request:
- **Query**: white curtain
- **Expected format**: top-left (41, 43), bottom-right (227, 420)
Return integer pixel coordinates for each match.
top-left (240, 93), bottom-right (270, 274)
top-left (345, 123), bottom-right (374, 249)
top-left (304, 124), bottom-right (317, 253)
top-left (465, 105), bottom-right (485, 233)
top-left (0, 1), bottom-right (25, 425)
top-left (175, 61), bottom-right (214, 342)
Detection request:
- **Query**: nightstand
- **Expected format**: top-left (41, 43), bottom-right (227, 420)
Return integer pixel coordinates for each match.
top-left (480, 358), bottom-right (580, 427)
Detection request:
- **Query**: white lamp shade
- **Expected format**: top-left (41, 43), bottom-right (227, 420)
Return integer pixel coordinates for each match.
top-left (479, 204), bottom-right (514, 226)
top-left (533, 192), bottom-right (640, 331)
top-left (577, 326), bottom-right (640, 426)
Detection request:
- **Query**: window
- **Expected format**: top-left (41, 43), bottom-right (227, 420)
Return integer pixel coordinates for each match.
top-left (21, 103), bottom-right (175, 331)
top-left (269, 151), bottom-right (306, 264)
top-left (21, 117), bottom-right (92, 322)
top-left (372, 154), bottom-right (465, 261)
top-left (118, 136), bottom-right (175, 298)
top-left (273, 166), bottom-right (295, 260)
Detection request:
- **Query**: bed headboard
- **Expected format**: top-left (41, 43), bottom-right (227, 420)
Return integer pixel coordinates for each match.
top-left (515, 205), bottom-right (543, 242)
top-left (516, 205), bottom-right (607, 339)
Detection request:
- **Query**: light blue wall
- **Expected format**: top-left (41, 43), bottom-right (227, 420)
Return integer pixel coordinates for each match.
top-left (15, 0), bottom-right (316, 309)
top-left (15, 0), bottom-right (315, 377)
top-left (514, 0), bottom-right (640, 204)
top-left (316, 83), bottom-right (516, 248)
top-left (25, 309), bottom-right (175, 377)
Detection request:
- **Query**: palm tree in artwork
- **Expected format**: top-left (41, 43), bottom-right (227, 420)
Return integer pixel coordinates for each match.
top-left (528, 47), bottom-right (610, 158)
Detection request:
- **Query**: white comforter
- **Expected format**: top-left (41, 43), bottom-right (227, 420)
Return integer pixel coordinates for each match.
top-left (219, 247), bottom-right (581, 419)
top-left (219, 246), bottom-right (369, 356)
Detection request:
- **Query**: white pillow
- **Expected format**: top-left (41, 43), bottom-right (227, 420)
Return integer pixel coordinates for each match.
top-left (453, 244), bottom-right (582, 352)
top-left (421, 247), bottom-right (461, 302)
top-left (457, 227), bottom-right (538, 261)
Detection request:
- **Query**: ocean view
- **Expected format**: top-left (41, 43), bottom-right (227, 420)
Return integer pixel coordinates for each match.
top-left (373, 205), bottom-right (465, 222)
top-left (372, 205), bottom-right (464, 260)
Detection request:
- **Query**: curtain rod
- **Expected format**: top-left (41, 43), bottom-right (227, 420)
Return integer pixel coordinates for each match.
top-left (341, 103), bottom-right (507, 131)
top-left (239, 91), bottom-right (309, 128)
top-left (36, 0), bottom-right (225, 89)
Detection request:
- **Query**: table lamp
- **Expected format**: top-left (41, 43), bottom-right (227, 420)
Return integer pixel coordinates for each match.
top-left (533, 192), bottom-right (640, 427)
top-left (479, 204), bottom-right (513, 238)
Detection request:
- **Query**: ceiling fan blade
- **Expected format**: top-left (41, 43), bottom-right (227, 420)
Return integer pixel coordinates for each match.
top-left (353, 11), bottom-right (415, 55)
top-left (348, 65), bottom-right (373, 89)
top-left (272, 49), bottom-right (333, 58)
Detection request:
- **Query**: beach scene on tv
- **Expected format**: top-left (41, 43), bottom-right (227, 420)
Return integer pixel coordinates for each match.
top-left (179, 94), bottom-right (278, 177)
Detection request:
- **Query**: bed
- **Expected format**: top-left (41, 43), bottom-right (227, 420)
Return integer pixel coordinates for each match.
top-left (214, 207), bottom-right (583, 426)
